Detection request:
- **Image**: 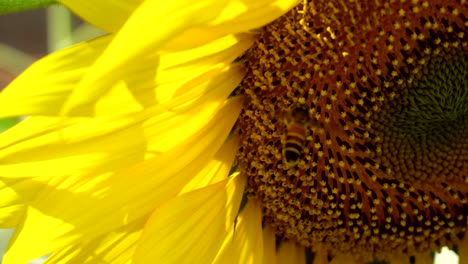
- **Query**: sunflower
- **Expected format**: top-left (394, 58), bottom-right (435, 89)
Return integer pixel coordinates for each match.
top-left (0, 0), bottom-right (467, 263)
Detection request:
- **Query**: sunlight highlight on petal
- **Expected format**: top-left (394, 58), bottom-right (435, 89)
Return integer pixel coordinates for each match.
top-left (95, 33), bottom-right (253, 116)
top-left (262, 225), bottom-right (277, 264)
top-left (213, 199), bottom-right (264, 264)
top-left (0, 31), bottom-right (253, 119)
top-left (62, 0), bottom-right (231, 115)
top-left (2, 98), bottom-right (243, 263)
top-left (64, 30), bottom-right (253, 116)
top-left (460, 233), bottom-right (468, 264)
top-left (0, 114), bottom-right (145, 177)
top-left (277, 241), bottom-right (306, 264)
top-left (0, 82), bottom-right (240, 178)
top-left (0, 36), bottom-right (110, 118)
top-left (133, 172), bottom-right (247, 264)
top-left (163, 0), bottom-right (300, 51)
top-left (179, 136), bottom-right (238, 194)
top-left (154, 33), bottom-right (254, 104)
top-left (0, 117), bottom-right (79, 156)
top-left (0, 178), bottom-right (44, 228)
top-left (59, 0), bottom-right (143, 32)
top-left (212, 0), bottom-right (301, 33)
top-left (46, 218), bottom-right (144, 264)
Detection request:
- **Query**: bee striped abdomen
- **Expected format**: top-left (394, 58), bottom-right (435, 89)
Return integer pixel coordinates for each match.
top-left (283, 122), bottom-right (307, 166)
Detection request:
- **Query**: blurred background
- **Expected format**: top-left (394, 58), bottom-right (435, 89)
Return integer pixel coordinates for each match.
top-left (0, 6), bottom-right (50, 141)
top-left (0, 4), bottom-right (102, 88)
top-left (0, 3), bottom-right (462, 264)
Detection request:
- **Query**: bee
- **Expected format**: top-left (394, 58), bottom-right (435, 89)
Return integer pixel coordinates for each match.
top-left (283, 104), bottom-right (311, 166)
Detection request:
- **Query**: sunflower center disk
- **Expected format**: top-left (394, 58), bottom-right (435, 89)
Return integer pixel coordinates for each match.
top-left (236, 0), bottom-right (468, 260)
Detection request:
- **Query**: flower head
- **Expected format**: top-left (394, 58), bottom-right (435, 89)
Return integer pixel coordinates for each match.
top-left (0, 0), bottom-right (467, 263)
top-left (237, 0), bottom-right (468, 261)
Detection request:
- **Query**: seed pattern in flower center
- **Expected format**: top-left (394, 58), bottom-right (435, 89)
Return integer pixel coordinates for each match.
top-left (236, 0), bottom-right (468, 261)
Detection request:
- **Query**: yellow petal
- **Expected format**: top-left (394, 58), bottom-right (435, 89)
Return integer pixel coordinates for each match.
top-left (263, 225), bottom-right (277, 264)
top-left (313, 249), bottom-right (329, 264)
top-left (211, 0), bottom-right (301, 33)
top-left (45, 219), bottom-right (144, 264)
top-left (413, 252), bottom-right (434, 264)
top-left (95, 33), bottom-right (253, 116)
top-left (0, 78), bottom-right (239, 177)
top-left (159, 0), bottom-right (301, 51)
top-left (0, 114), bottom-right (143, 177)
top-left (389, 255), bottom-right (411, 264)
top-left (460, 232), bottom-right (468, 264)
top-left (62, 0), bottom-right (231, 115)
top-left (0, 33), bottom-right (151, 117)
top-left (213, 199), bottom-right (264, 264)
top-left (133, 172), bottom-right (247, 264)
top-left (152, 33), bottom-right (254, 104)
top-left (2, 98), bottom-right (242, 263)
top-left (0, 36), bottom-right (110, 118)
top-left (64, 30), bottom-right (253, 116)
top-left (44, 244), bottom-right (87, 264)
top-left (0, 177), bottom-right (45, 228)
top-left (59, 0), bottom-right (142, 32)
top-left (277, 241), bottom-right (306, 264)
top-left (1, 28), bottom-right (252, 117)
top-left (179, 135), bottom-right (238, 194)
top-left (142, 78), bottom-right (243, 154)
top-left (330, 254), bottom-right (358, 264)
